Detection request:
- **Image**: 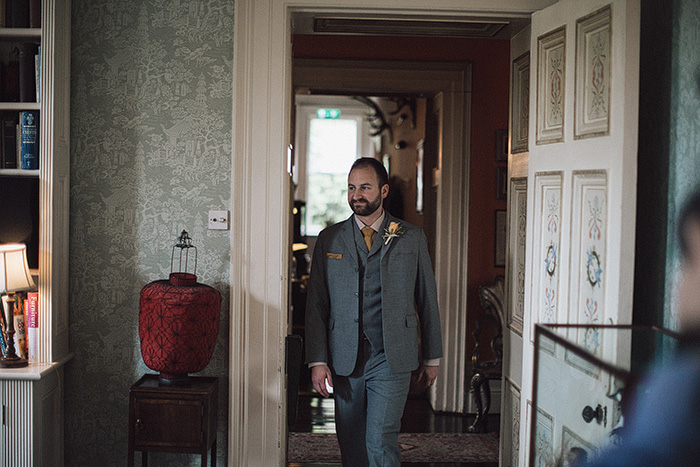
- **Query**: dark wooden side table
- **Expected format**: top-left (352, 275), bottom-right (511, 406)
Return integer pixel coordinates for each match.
top-left (128, 374), bottom-right (218, 467)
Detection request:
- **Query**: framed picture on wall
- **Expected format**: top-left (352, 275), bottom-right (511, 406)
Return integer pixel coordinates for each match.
top-left (495, 209), bottom-right (507, 267)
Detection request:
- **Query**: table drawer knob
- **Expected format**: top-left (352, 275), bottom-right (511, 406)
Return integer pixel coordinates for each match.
top-left (135, 418), bottom-right (144, 430)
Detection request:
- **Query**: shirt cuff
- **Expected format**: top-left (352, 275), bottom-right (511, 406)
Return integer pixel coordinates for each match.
top-left (423, 358), bottom-right (440, 366)
top-left (308, 362), bottom-right (327, 368)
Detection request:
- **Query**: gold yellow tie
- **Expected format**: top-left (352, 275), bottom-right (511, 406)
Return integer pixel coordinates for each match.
top-left (361, 227), bottom-right (374, 251)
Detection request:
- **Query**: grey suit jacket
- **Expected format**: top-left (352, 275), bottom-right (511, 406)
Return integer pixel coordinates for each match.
top-left (305, 213), bottom-right (443, 376)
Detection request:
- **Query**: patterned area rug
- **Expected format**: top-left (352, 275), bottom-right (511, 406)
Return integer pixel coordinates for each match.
top-left (288, 432), bottom-right (499, 463)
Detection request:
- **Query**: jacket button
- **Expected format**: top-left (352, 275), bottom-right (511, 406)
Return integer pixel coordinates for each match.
top-left (354, 318), bottom-right (359, 323)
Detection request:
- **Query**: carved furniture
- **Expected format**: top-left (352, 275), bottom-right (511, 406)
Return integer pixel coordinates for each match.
top-left (468, 275), bottom-right (504, 433)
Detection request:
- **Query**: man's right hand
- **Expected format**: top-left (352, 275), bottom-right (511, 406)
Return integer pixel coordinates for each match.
top-left (311, 364), bottom-right (333, 398)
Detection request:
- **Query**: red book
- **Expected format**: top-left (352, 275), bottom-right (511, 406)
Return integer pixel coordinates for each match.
top-left (26, 291), bottom-right (38, 362)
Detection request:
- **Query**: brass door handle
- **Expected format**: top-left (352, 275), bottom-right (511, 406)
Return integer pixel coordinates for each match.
top-left (135, 418), bottom-right (144, 430)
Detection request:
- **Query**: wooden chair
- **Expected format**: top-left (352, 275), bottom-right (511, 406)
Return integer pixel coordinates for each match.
top-left (467, 275), bottom-right (504, 433)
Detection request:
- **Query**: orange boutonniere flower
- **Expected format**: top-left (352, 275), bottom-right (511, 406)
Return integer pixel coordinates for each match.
top-left (382, 221), bottom-right (404, 245)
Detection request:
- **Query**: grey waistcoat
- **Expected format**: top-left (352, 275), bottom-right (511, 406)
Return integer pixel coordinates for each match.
top-left (354, 226), bottom-right (384, 353)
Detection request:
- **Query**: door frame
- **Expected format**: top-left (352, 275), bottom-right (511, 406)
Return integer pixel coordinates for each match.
top-left (231, 1), bottom-right (552, 465)
top-left (294, 58), bottom-right (473, 414)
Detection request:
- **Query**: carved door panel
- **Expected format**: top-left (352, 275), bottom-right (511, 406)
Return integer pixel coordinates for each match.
top-left (518, 0), bottom-right (639, 464)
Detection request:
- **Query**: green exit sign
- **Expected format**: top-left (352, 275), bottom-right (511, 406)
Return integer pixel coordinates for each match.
top-left (316, 108), bottom-right (341, 119)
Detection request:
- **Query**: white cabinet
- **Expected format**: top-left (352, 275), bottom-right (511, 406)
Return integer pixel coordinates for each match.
top-left (0, 0), bottom-right (71, 465)
top-left (1, 366), bottom-right (64, 467)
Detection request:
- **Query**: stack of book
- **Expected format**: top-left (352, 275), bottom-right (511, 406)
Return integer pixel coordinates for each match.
top-left (0, 110), bottom-right (39, 170)
top-left (0, 290), bottom-right (39, 362)
top-left (0, 0), bottom-right (42, 171)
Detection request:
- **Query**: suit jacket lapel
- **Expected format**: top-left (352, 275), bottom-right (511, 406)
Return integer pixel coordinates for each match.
top-left (339, 216), bottom-right (359, 264)
top-left (368, 216), bottom-right (386, 257)
top-left (343, 213), bottom-right (395, 259)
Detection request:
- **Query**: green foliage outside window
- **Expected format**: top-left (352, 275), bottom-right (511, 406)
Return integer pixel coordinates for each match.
top-left (306, 173), bottom-right (352, 235)
top-left (305, 117), bottom-right (358, 235)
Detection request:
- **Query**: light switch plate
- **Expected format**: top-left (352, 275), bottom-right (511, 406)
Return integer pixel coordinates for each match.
top-left (208, 210), bottom-right (229, 230)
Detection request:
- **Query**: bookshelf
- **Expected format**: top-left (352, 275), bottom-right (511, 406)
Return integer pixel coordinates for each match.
top-left (0, 167), bottom-right (39, 176)
top-left (0, 28), bottom-right (42, 39)
top-left (0, 0), bottom-right (71, 465)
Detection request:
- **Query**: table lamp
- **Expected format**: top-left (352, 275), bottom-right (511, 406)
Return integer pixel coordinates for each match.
top-left (0, 243), bottom-right (35, 368)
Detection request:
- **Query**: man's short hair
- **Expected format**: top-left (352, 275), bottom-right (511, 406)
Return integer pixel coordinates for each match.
top-left (679, 188), bottom-right (700, 260)
top-left (350, 157), bottom-right (389, 188)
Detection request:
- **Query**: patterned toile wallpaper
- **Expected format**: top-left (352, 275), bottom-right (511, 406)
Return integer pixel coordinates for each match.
top-left (67, 1), bottom-right (233, 465)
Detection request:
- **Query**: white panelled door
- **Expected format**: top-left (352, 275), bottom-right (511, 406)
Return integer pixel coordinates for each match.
top-left (517, 0), bottom-right (639, 464)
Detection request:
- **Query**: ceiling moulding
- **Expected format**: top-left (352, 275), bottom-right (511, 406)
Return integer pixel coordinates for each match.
top-left (312, 16), bottom-right (509, 37)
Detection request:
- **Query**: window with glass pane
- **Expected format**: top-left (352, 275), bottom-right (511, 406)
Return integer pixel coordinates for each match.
top-left (306, 117), bottom-right (358, 235)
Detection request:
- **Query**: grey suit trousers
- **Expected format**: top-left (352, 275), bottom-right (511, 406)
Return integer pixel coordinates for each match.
top-left (333, 338), bottom-right (411, 467)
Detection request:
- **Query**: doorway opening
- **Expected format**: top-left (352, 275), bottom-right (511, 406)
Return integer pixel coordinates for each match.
top-left (287, 33), bottom-right (510, 466)
top-left (288, 28), bottom-right (511, 405)
top-left (288, 89), bottom-right (503, 466)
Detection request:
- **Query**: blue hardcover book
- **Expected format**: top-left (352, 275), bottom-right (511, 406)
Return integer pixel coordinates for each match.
top-left (0, 321), bottom-right (6, 357)
top-left (0, 313), bottom-right (7, 356)
top-left (20, 110), bottom-right (39, 170)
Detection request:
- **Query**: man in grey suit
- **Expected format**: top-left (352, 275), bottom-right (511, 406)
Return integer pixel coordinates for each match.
top-left (305, 157), bottom-right (443, 466)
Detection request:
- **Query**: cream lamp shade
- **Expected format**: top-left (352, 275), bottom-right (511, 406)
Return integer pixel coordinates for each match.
top-left (0, 244), bottom-right (36, 294)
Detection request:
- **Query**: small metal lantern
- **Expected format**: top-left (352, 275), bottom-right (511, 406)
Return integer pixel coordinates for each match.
top-left (170, 230), bottom-right (197, 282)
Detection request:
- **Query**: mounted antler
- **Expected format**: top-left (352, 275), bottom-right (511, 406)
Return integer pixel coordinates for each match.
top-left (351, 96), bottom-right (393, 142)
top-left (388, 97), bottom-right (417, 129)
